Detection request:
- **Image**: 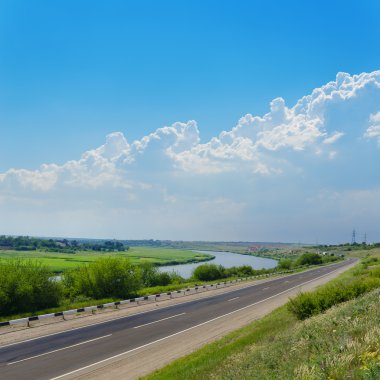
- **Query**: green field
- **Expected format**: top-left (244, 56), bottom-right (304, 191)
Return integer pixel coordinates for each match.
top-left (0, 247), bottom-right (213, 272)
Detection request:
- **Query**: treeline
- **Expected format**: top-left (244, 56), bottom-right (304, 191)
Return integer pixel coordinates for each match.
top-left (311, 242), bottom-right (380, 250)
top-left (0, 236), bottom-right (128, 253)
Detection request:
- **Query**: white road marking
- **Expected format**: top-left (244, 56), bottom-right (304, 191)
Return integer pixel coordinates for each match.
top-left (48, 267), bottom-right (348, 380)
top-left (227, 297), bottom-right (240, 302)
top-left (0, 260), bottom-right (354, 351)
top-left (263, 287), bottom-right (270, 290)
top-left (7, 334), bottom-right (112, 366)
top-left (0, 275), bottom-right (287, 349)
top-left (133, 313), bottom-right (185, 329)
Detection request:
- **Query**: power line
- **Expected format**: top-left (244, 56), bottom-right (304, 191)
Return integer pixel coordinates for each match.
top-left (351, 229), bottom-right (356, 244)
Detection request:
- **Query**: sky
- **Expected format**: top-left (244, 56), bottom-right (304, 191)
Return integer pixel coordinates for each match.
top-left (0, 1), bottom-right (379, 243)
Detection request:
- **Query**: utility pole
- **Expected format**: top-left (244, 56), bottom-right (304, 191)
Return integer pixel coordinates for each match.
top-left (351, 229), bottom-right (356, 245)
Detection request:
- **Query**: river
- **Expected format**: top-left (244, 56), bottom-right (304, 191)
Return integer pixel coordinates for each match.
top-left (158, 250), bottom-right (278, 278)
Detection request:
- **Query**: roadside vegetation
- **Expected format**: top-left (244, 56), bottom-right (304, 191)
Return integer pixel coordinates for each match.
top-left (0, 250), bottom-right (342, 321)
top-left (0, 259), bottom-right (61, 315)
top-left (144, 248), bottom-right (380, 380)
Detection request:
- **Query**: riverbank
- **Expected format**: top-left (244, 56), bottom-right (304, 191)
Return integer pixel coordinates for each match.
top-left (158, 250), bottom-right (277, 278)
top-left (0, 247), bottom-right (214, 273)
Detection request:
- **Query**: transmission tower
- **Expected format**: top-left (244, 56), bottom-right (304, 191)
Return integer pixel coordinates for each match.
top-left (351, 229), bottom-right (356, 244)
top-left (363, 232), bottom-right (367, 244)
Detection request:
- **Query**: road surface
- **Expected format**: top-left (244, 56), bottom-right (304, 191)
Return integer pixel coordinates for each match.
top-left (0, 258), bottom-right (356, 380)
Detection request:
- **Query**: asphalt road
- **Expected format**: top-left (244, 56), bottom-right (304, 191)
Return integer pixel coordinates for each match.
top-left (0, 258), bottom-right (356, 380)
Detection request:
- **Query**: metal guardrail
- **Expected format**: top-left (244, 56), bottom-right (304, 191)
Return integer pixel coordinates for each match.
top-left (0, 270), bottom-right (297, 329)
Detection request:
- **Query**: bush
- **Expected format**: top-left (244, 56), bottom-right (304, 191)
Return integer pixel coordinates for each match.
top-left (321, 255), bottom-right (339, 263)
top-left (62, 257), bottom-right (142, 299)
top-left (139, 262), bottom-right (181, 287)
top-left (278, 259), bottom-right (293, 270)
top-left (153, 272), bottom-right (172, 286)
top-left (193, 264), bottom-right (225, 281)
top-left (288, 276), bottom-right (380, 320)
top-left (140, 262), bottom-right (160, 287)
top-left (295, 253), bottom-right (322, 266)
top-left (224, 265), bottom-right (255, 277)
top-left (0, 260), bottom-right (61, 316)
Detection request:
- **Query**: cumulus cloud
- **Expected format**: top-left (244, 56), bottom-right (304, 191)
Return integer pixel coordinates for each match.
top-left (0, 70), bottom-right (379, 242)
top-left (365, 111), bottom-right (380, 146)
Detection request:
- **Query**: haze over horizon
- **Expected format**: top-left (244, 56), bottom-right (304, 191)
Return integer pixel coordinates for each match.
top-left (1, 1), bottom-right (379, 244)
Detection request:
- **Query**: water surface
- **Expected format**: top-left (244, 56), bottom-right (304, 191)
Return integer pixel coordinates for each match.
top-left (158, 250), bottom-right (278, 278)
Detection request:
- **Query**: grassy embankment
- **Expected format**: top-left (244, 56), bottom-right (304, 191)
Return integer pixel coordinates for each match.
top-left (145, 248), bottom-right (380, 380)
top-left (0, 247), bottom-right (213, 273)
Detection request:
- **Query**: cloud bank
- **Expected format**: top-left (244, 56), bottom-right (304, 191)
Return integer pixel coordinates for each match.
top-left (1, 71), bottom-right (380, 243)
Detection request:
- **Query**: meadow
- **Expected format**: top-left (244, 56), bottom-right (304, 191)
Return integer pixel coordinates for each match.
top-left (0, 247), bottom-right (213, 272)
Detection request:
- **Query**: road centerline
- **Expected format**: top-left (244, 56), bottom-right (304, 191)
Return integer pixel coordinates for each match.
top-left (227, 297), bottom-right (240, 302)
top-left (133, 313), bottom-right (186, 329)
top-left (48, 265), bottom-right (350, 380)
top-left (7, 334), bottom-right (112, 366)
top-left (0, 262), bottom-right (347, 351)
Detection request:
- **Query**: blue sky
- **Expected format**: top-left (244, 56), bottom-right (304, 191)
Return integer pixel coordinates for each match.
top-left (1, 1), bottom-right (380, 243)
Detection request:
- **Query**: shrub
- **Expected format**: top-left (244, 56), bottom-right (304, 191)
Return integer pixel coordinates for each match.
top-left (140, 262), bottom-right (160, 287)
top-left (193, 264), bottom-right (225, 281)
top-left (62, 257), bottom-right (142, 299)
top-left (295, 253), bottom-right (322, 266)
top-left (278, 259), bottom-right (293, 270)
top-left (321, 255), bottom-right (339, 263)
top-left (288, 276), bottom-right (380, 320)
top-left (0, 259), bottom-right (61, 315)
top-left (153, 272), bottom-right (172, 286)
top-left (224, 265), bottom-right (255, 277)
top-left (139, 262), bottom-right (180, 287)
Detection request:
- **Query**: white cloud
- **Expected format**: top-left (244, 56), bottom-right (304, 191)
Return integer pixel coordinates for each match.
top-left (0, 70), bottom-right (380, 242)
top-left (365, 111), bottom-right (380, 146)
top-left (323, 131), bottom-right (344, 145)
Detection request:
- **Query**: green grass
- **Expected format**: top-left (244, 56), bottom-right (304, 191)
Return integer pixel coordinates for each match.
top-left (0, 297), bottom-right (117, 321)
top-left (0, 273), bottom-right (263, 322)
top-left (0, 257), bottom-right (340, 322)
top-left (145, 249), bottom-right (380, 380)
top-left (0, 247), bottom-right (213, 272)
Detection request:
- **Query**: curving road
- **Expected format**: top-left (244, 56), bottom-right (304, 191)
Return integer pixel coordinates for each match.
top-left (0, 258), bottom-right (356, 380)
